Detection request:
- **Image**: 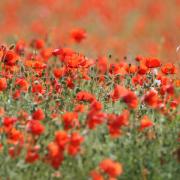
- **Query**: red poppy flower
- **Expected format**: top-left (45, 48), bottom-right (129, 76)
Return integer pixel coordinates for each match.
top-left (70, 28), bottom-right (86, 43)
top-left (40, 48), bottom-right (52, 61)
top-left (32, 83), bottom-right (44, 94)
top-left (110, 85), bottom-right (127, 101)
top-left (125, 65), bottom-right (138, 74)
top-left (108, 110), bottom-right (129, 138)
top-left (166, 85), bottom-right (174, 95)
top-left (109, 64), bottom-right (126, 75)
top-left (8, 146), bottom-right (22, 158)
top-left (31, 61), bottom-right (47, 71)
top-left (32, 108), bottom-right (45, 121)
top-left (25, 147), bottom-right (39, 163)
top-left (55, 131), bottom-right (69, 150)
top-left (145, 57), bottom-right (161, 68)
top-left (76, 91), bottom-right (96, 102)
top-left (122, 91), bottom-right (138, 109)
top-left (3, 117), bottom-right (17, 127)
top-left (90, 101), bottom-right (103, 111)
top-left (87, 110), bottom-right (106, 129)
top-left (0, 143), bottom-right (2, 152)
top-left (170, 100), bottom-right (178, 109)
top-left (90, 170), bottom-right (104, 180)
top-left (47, 142), bottom-right (60, 158)
top-left (74, 104), bottom-right (85, 112)
top-left (3, 50), bottom-right (19, 66)
top-left (161, 63), bottom-right (176, 74)
top-left (132, 75), bottom-right (145, 85)
top-left (144, 90), bottom-right (159, 107)
top-left (12, 90), bottom-right (21, 100)
top-left (27, 120), bottom-right (45, 136)
top-left (15, 78), bottom-right (29, 92)
top-left (67, 132), bottom-right (84, 156)
top-left (52, 48), bottom-right (62, 56)
top-left (50, 154), bottom-right (64, 169)
top-left (47, 142), bottom-right (64, 169)
top-left (140, 115), bottom-right (154, 131)
top-left (138, 64), bottom-right (148, 75)
top-left (66, 77), bottom-right (75, 89)
top-left (0, 78), bottom-right (7, 91)
top-left (62, 112), bottom-right (79, 130)
top-left (65, 53), bottom-right (87, 68)
top-left (15, 40), bottom-right (26, 54)
top-left (97, 57), bottom-right (108, 73)
top-left (32, 39), bottom-right (45, 49)
top-left (0, 49), bottom-right (4, 60)
top-left (58, 48), bottom-right (74, 62)
top-left (7, 128), bottom-right (24, 145)
top-left (53, 68), bottom-right (65, 79)
top-left (99, 159), bottom-right (123, 178)
top-left (0, 107), bottom-right (4, 117)
top-left (135, 55), bottom-right (144, 62)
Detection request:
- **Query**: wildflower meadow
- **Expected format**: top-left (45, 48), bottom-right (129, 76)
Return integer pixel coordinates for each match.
top-left (0, 0), bottom-right (179, 180)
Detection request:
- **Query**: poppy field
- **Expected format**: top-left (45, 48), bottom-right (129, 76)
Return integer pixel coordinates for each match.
top-left (0, 0), bottom-right (180, 180)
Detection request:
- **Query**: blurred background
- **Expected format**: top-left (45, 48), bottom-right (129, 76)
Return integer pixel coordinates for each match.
top-left (0, 0), bottom-right (180, 63)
